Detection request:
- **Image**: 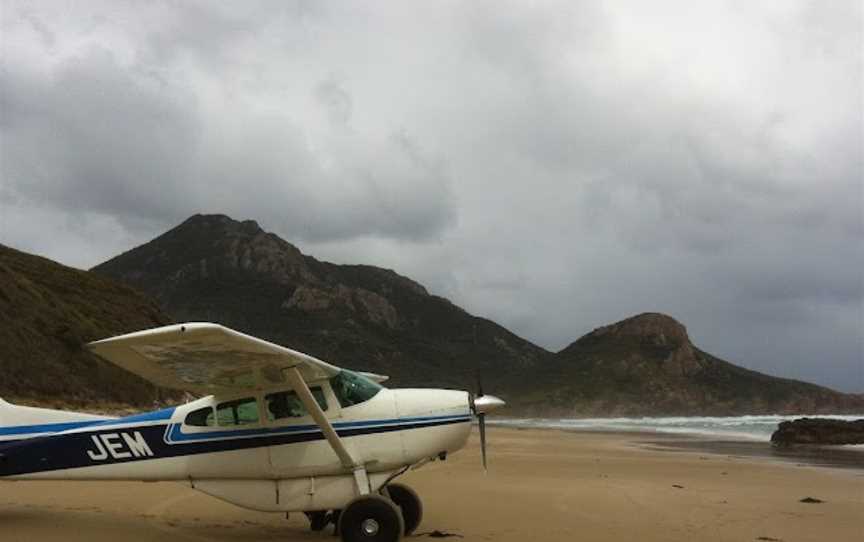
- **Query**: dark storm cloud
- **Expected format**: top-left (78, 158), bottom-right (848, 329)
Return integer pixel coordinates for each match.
top-left (1, 1), bottom-right (861, 392)
top-left (1, 1), bottom-right (456, 243)
top-left (1, 47), bottom-right (199, 224)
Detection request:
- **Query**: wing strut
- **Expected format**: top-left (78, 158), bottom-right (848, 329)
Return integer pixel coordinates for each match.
top-left (284, 367), bottom-right (370, 495)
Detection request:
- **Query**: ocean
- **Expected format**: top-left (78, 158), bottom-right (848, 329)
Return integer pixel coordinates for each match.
top-left (489, 414), bottom-right (864, 442)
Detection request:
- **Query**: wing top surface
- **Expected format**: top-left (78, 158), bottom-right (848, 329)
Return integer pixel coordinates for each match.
top-left (87, 323), bottom-right (341, 395)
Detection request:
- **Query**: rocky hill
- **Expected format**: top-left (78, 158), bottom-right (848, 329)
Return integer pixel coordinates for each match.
top-left (513, 313), bottom-right (864, 416)
top-left (0, 244), bottom-right (175, 408)
top-left (1, 215), bottom-right (860, 416)
top-left (93, 214), bottom-right (547, 390)
top-left (91, 215), bottom-right (864, 416)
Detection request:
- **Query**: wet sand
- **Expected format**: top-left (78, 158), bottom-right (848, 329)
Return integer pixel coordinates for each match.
top-left (645, 437), bottom-right (864, 470)
top-left (1, 427), bottom-right (862, 541)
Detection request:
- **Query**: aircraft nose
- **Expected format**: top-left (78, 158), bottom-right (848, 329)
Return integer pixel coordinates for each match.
top-left (471, 394), bottom-right (506, 415)
top-left (391, 388), bottom-right (473, 463)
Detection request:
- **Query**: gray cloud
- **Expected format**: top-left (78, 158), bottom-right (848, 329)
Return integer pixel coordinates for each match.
top-left (1, 0), bottom-right (861, 392)
top-left (1, 47), bottom-right (199, 225)
top-left (1, 2), bottom-right (455, 243)
top-left (315, 76), bottom-right (353, 126)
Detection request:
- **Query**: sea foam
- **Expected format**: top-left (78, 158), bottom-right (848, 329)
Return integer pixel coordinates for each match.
top-left (490, 414), bottom-right (864, 441)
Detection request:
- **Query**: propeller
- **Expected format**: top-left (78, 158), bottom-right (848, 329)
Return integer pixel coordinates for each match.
top-left (469, 378), bottom-right (506, 471)
top-left (476, 379), bottom-right (487, 471)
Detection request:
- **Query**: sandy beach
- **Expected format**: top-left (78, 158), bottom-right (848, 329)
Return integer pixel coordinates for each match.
top-left (1, 427), bottom-right (861, 542)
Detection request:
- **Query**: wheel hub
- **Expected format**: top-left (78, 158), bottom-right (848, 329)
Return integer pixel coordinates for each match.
top-left (361, 518), bottom-right (380, 536)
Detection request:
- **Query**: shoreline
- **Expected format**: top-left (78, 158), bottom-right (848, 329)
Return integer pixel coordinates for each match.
top-left (491, 423), bottom-right (864, 471)
top-left (638, 436), bottom-right (864, 471)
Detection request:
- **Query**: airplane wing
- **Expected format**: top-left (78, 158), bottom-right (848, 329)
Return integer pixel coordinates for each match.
top-left (87, 323), bottom-right (341, 395)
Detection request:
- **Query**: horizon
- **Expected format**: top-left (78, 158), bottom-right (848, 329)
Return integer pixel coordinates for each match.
top-left (1, 2), bottom-right (861, 393)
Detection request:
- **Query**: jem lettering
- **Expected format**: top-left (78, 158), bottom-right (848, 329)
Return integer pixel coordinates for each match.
top-left (86, 432), bottom-right (154, 461)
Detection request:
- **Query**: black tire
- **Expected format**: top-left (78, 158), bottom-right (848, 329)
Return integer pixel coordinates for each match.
top-left (338, 494), bottom-right (404, 542)
top-left (384, 483), bottom-right (423, 535)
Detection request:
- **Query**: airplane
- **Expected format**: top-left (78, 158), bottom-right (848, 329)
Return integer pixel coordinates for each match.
top-left (0, 322), bottom-right (505, 542)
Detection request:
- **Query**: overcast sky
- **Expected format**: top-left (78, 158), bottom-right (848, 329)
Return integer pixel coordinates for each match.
top-left (1, 1), bottom-right (861, 392)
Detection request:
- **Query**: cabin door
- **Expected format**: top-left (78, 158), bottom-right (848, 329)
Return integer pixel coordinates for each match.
top-left (265, 382), bottom-right (343, 476)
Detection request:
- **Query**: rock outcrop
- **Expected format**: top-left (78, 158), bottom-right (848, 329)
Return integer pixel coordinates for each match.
top-left (771, 418), bottom-right (864, 446)
top-left (535, 313), bottom-right (864, 416)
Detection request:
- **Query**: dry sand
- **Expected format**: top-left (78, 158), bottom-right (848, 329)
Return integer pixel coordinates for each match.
top-left (1, 427), bottom-right (862, 541)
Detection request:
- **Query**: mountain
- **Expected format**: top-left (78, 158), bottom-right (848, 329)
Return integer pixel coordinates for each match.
top-left (0, 244), bottom-right (175, 408)
top-left (515, 312), bottom-right (864, 416)
top-left (92, 214), bottom-right (864, 416)
top-left (3, 217), bottom-right (855, 416)
top-left (93, 214), bottom-right (547, 391)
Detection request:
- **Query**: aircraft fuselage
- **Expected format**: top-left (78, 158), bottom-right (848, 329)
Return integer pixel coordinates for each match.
top-left (0, 387), bottom-right (471, 511)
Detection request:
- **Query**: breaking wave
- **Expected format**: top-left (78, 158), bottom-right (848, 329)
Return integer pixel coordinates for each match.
top-left (489, 414), bottom-right (864, 441)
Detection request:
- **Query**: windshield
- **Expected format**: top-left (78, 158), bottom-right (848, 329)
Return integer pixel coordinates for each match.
top-left (330, 370), bottom-right (383, 408)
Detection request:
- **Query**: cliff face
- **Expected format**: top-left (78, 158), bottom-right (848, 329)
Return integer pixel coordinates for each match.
top-left (0, 244), bottom-right (175, 407)
top-left (568, 313), bottom-right (706, 378)
top-left (517, 312), bottom-right (864, 416)
top-left (93, 214), bottom-right (547, 390)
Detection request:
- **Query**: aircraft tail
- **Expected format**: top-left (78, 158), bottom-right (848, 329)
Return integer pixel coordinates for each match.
top-left (0, 397), bottom-right (110, 441)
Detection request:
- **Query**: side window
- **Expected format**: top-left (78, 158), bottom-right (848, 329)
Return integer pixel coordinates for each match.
top-left (265, 387), bottom-right (328, 421)
top-left (184, 406), bottom-right (215, 427)
top-left (216, 397), bottom-right (259, 426)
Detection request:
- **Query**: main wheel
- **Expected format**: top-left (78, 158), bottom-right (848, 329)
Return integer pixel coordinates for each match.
top-left (384, 483), bottom-right (423, 535)
top-left (338, 494), bottom-right (404, 542)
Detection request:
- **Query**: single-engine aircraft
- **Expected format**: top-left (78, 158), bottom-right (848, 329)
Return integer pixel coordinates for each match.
top-left (0, 323), bottom-right (505, 542)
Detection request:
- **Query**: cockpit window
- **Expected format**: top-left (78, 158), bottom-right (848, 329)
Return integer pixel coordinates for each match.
top-left (265, 387), bottom-right (328, 421)
top-left (330, 370), bottom-right (383, 408)
top-left (185, 406), bottom-right (215, 427)
top-left (216, 397), bottom-right (259, 426)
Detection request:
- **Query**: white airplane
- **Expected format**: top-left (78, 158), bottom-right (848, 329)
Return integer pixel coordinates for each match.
top-left (0, 323), bottom-right (505, 542)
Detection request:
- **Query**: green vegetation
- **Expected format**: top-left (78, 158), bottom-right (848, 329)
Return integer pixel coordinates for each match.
top-left (0, 244), bottom-right (177, 407)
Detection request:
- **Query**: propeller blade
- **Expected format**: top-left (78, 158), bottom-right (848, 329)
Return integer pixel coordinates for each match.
top-left (469, 377), bottom-right (503, 472)
top-left (478, 412), bottom-right (487, 471)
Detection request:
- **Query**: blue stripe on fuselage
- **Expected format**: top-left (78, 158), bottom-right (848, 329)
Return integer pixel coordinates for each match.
top-left (164, 414), bottom-right (471, 443)
top-left (97, 407), bottom-right (176, 425)
top-left (0, 407), bottom-right (176, 438)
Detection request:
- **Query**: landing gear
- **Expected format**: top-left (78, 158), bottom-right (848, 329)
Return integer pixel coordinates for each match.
top-left (304, 509), bottom-right (341, 534)
top-left (383, 483), bottom-right (423, 535)
top-left (304, 511), bottom-right (329, 531)
top-left (338, 494), bottom-right (404, 542)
